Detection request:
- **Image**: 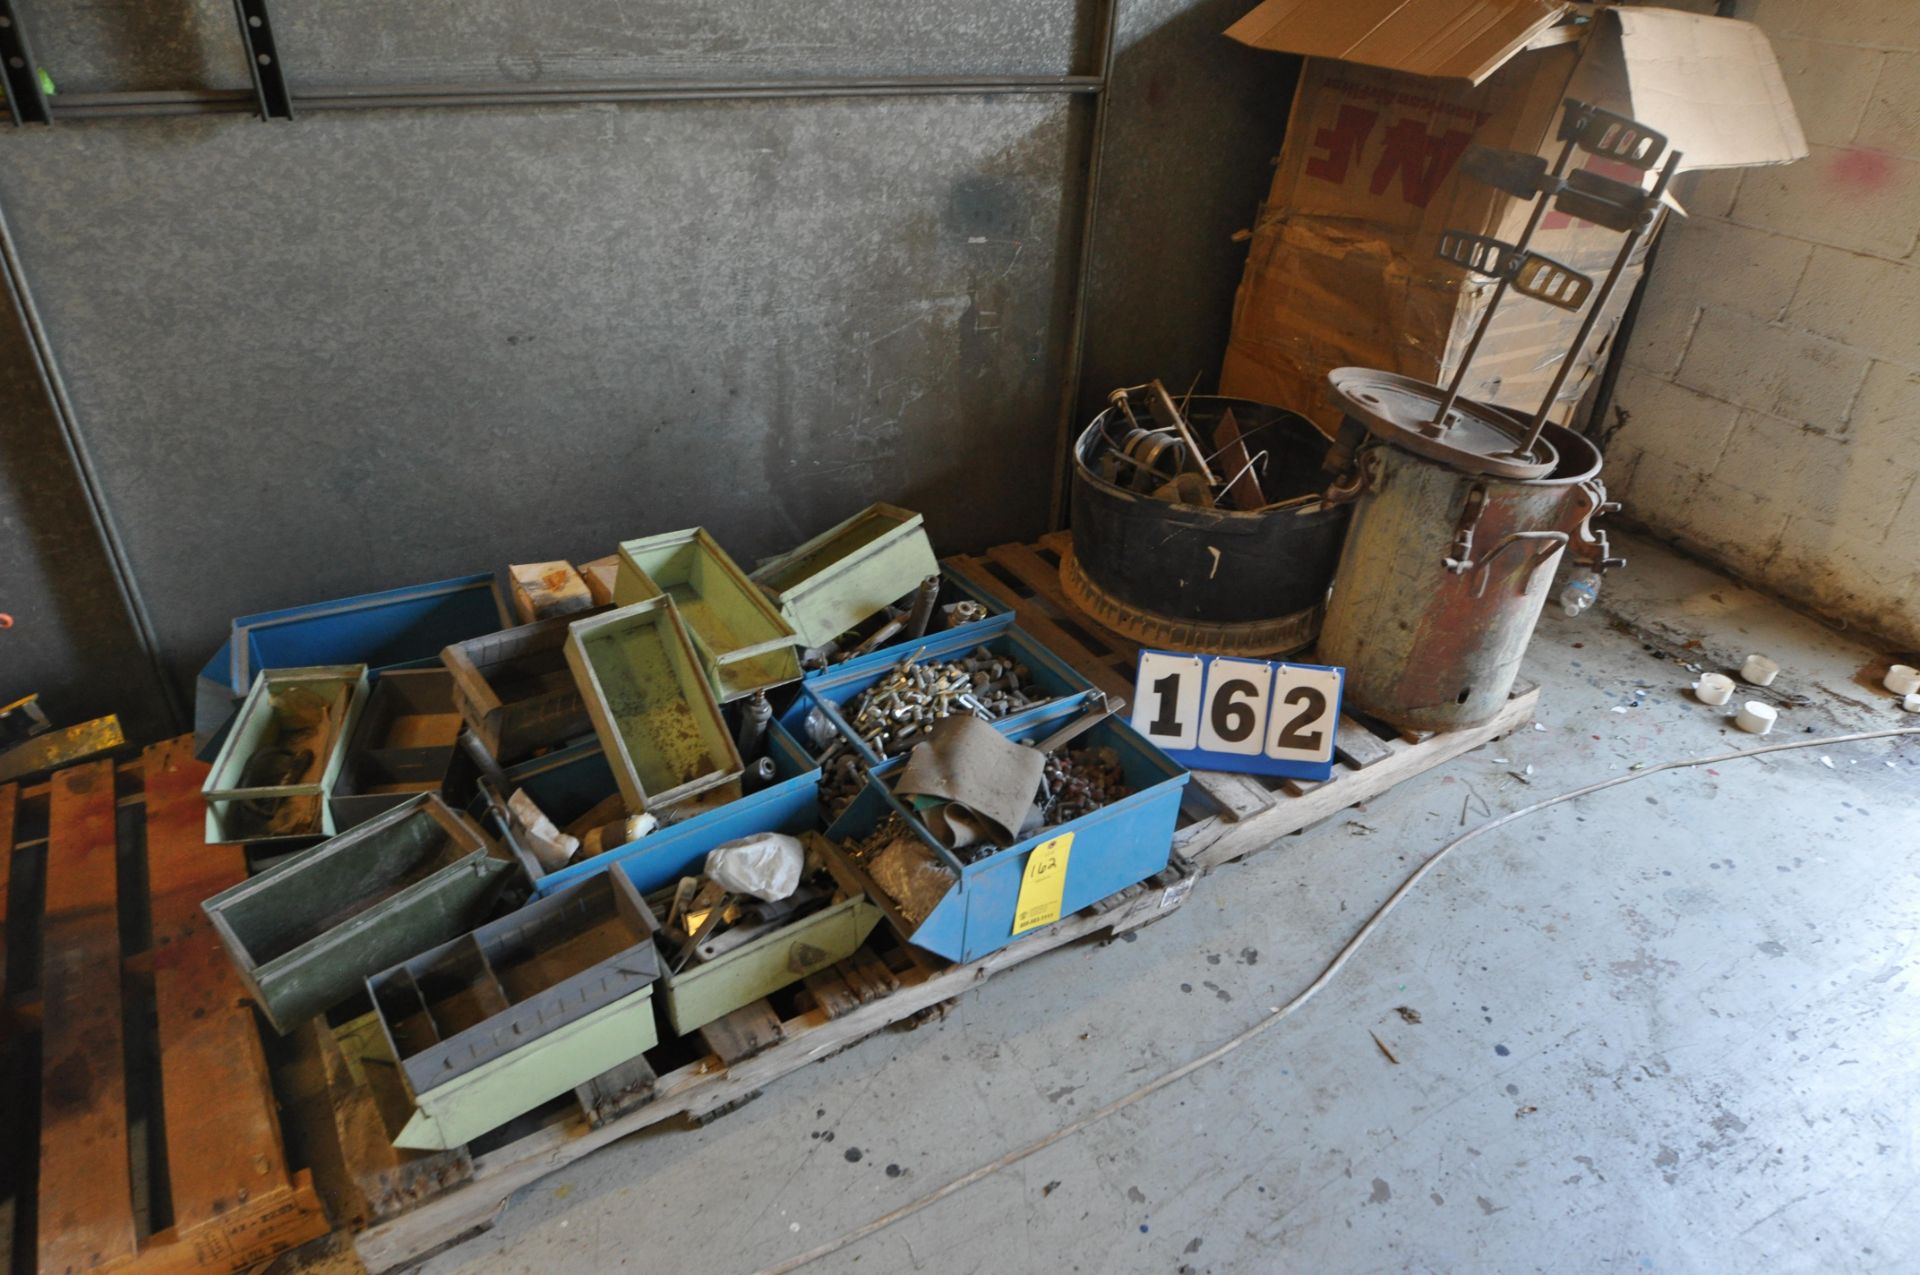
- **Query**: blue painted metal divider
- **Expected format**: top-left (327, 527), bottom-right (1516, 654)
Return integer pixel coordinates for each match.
top-left (192, 573), bottom-right (511, 758)
top-left (817, 699), bottom-right (1189, 964)
top-left (779, 612), bottom-right (1099, 765)
top-left (530, 720), bottom-right (821, 899)
top-left (232, 573), bottom-right (509, 690)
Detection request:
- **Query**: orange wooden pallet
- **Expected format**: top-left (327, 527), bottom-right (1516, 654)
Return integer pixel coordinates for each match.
top-left (2, 739), bottom-right (329, 1275)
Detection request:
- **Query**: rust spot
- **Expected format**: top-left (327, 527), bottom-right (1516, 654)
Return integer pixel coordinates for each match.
top-left (1856, 654), bottom-right (1919, 697)
top-left (44, 1052), bottom-right (95, 1110)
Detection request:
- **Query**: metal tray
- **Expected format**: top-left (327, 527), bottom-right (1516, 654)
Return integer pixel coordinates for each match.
top-left (368, 871), bottom-right (661, 1150)
top-left (748, 503), bottom-right (939, 649)
top-left (203, 664), bottom-right (368, 843)
top-left (201, 794), bottom-right (514, 1034)
top-left (565, 597), bottom-right (744, 814)
top-left (614, 528), bottom-right (801, 702)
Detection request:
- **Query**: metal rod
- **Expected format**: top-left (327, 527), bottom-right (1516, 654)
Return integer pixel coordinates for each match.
top-left (1517, 149), bottom-right (1682, 456)
top-left (1429, 133), bottom-right (1580, 432)
top-left (1046, 0), bottom-right (1123, 529)
top-left (38, 75), bottom-right (1102, 121)
top-left (0, 191), bottom-right (187, 729)
top-left (233, 0), bottom-right (295, 121)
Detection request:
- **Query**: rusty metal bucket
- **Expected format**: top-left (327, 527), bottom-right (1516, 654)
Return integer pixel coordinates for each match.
top-left (1317, 421), bottom-right (1616, 732)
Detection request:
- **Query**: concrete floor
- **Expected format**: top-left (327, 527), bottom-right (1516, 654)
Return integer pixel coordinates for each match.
top-left (425, 531), bottom-right (1920, 1275)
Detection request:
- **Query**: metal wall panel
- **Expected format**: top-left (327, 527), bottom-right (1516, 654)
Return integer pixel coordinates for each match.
top-left (27, 0), bottom-right (1086, 93)
top-left (1077, 0), bottom-right (1296, 419)
top-left (0, 98), bottom-right (1083, 695)
top-left (0, 311), bottom-right (174, 739)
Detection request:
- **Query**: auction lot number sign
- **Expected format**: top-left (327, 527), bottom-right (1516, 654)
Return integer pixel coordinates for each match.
top-left (1130, 650), bottom-right (1345, 781)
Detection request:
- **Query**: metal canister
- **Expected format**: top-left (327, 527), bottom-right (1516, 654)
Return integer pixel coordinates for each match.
top-left (1318, 420), bottom-right (1617, 731)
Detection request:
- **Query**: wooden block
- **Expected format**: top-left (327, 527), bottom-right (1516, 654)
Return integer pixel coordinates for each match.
top-left (105, 1177), bottom-right (329, 1275)
top-left (839, 949), bottom-right (900, 1005)
top-left (39, 759), bottom-right (136, 1274)
top-left (1190, 770), bottom-right (1275, 821)
top-left (143, 737), bottom-right (303, 1236)
top-left (578, 556), bottom-right (620, 607)
top-left (575, 1054), bottom-right (658, 1128)
top-left (509, 561), bottom-right (594, 625)
top-left (801, 967), bottom-right (861, 1020)
top-left (1332, 715), bottom-right (1394, 769)
top-left (698, 1000), bottom-right (785, 1066)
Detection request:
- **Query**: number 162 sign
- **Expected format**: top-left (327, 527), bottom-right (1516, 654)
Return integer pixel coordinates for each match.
top-left (1130, 650), bottom-right (1345, 781)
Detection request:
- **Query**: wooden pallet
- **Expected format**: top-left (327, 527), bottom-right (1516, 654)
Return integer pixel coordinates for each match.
top-left (2, 739), bottom-right (330, 1275)
top-left (946, 533), bottom-right (1540, 871)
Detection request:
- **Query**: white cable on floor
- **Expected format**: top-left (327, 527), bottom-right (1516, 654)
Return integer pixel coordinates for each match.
top-left (754, 725), bottom-right (1920, 1275)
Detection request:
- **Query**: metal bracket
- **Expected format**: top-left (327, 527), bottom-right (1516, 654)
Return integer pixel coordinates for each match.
top-left (0, 0), bottom-right (51, 126)
top-left (233, 0), bottom-right (293, 121)
top-left (1436, 231), bottom-right (1593, 311)
top-left (1558, 99), bottom-right (1667, 169)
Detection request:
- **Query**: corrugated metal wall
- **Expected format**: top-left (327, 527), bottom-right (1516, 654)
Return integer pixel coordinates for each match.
top-left (0, 0), bottom-right (1293, 742)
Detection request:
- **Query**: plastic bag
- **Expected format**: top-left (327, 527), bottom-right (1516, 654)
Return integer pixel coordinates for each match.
top-left (705, 832), bottom-right (806, 902)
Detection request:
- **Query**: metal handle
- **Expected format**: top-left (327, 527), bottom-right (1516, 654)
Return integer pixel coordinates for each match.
top-left (1450, 530), bottom-right (1569, 597)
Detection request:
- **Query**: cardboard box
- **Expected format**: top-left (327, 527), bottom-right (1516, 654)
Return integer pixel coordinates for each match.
top-left (1219, 2), bottom-right (1805, 433)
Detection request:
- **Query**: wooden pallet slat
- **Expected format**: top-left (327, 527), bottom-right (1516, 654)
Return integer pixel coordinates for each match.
top-left (1333, 715), bottom-right (1394, 769)
top-left (39, 759), bottom-right (136, 1275)
top-left (145, 738), bottom-right (282, 1230)
top-left (138, 737), bottom-right (330, 1270)
top-left (1177, 687), bottom-right (1539, 870)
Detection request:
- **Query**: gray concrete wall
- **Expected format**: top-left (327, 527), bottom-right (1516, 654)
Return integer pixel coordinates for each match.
top-left (0, 0), bottom-right (1291, 738)
top-left (1605, 0), bottom-right (1920, 646)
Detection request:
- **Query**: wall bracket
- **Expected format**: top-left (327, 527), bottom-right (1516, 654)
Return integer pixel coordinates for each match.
top-left (0, 0), bottom-right (51, 126)
top-left (233, 0), bottom-right (293, 121)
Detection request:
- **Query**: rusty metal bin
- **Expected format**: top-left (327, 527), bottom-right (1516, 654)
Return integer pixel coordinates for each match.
top-left (1318, 419), bottom-right (1613, 731)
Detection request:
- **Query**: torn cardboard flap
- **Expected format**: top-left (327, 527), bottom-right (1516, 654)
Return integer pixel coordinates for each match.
top-left (1227, 1), bottom-right (1804, 169)
top-left (1571, 8), bottom-right (1807, 172)
top-left (1225, 0), bottom-right (1566, 86)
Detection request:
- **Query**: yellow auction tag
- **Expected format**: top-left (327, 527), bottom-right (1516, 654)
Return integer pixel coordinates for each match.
top-left (1012, 832), bottom-right (1074, 935)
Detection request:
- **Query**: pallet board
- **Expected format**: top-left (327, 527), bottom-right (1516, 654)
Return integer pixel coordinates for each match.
top-left (3, 742), bottom-right (330, 1275)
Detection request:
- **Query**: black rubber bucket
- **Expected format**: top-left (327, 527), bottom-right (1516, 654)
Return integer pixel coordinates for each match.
top-left (1064, 396), bottom-right (1351, 656)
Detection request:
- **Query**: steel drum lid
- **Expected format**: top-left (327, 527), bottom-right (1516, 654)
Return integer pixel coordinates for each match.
top-left (1328, 368), bottom-right (1557, 480)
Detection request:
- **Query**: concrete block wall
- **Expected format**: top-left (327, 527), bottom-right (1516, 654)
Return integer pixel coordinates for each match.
top-left (1604, 0), bottom-right (1920, 646)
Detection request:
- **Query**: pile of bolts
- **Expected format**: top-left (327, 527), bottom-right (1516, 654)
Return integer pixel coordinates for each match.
top-left (843, 648), bottom-right (1048, 758)
top-left (1040, 745), bottom-right (1127, 826)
